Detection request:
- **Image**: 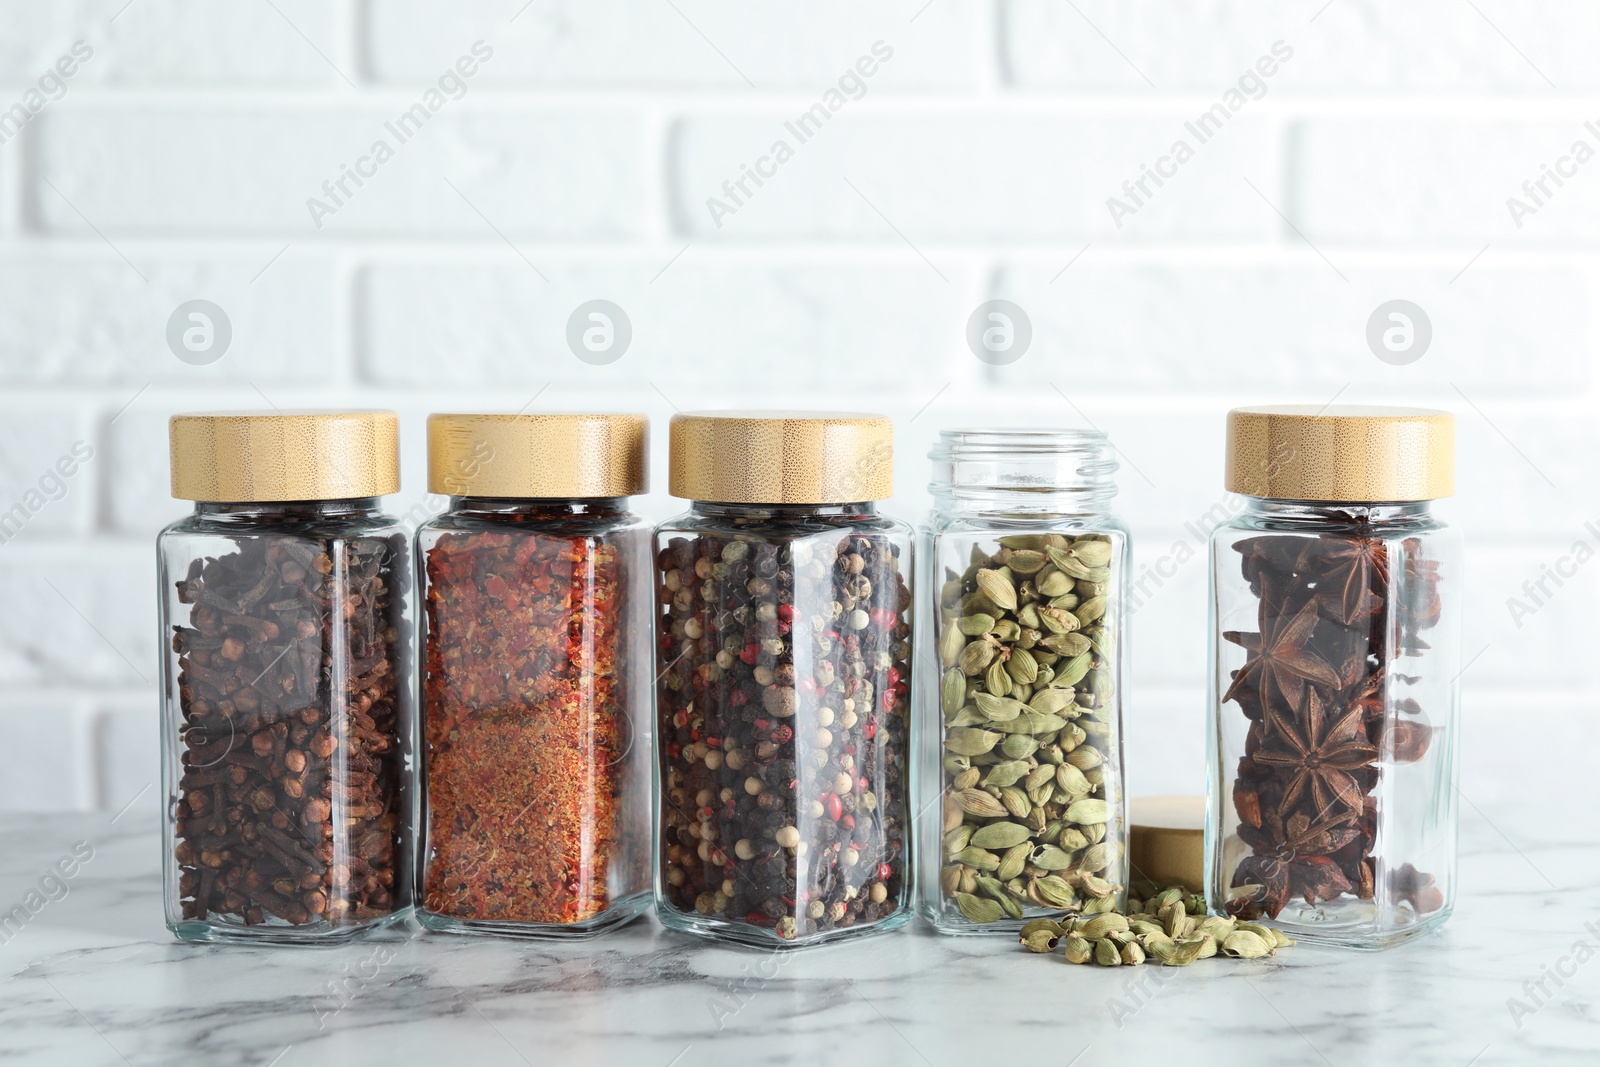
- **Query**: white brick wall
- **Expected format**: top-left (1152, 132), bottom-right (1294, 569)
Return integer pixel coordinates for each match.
top-left (0, 0), bottom-right (1594, 819)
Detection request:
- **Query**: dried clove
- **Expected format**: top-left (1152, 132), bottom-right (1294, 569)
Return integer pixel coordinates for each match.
top-left (171, 531), bottom-right (408, 929)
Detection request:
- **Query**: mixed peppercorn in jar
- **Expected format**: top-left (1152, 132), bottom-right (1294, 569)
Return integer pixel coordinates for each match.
top-left (654, 412), bottom-right (913, 947)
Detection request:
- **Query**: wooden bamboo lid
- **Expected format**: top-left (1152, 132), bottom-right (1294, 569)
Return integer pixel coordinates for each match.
top-left (170, 410), bottom-right (400, 502)
top-left (1226, 404), bottom-right (1455, 502)
top-left (428, 413), bottom-right (647, 498)
top-left (668, 411), bottom-right (894, 504)
top-left (1130, 796), bottom-right (1205, 894)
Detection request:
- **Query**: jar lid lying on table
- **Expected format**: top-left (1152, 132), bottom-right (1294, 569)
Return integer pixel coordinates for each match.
top-left (1225, 404), bottom-right (1455, 502)
top-left (169, 410), bottom-right (400, 502)
top-left (1129, 796), bottom-right (1204, 895)
top-left (668, 410), bottom-right (894, 504)
top-left (427, 412), bottom-right (648, 498)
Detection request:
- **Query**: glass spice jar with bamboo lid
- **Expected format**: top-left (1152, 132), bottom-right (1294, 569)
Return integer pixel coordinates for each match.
top-left (159, 410), bottom-right (413, 943)
top-left (416, 413), bottom-right (652, 939)
top-left (654, 411), bottom-right (913, 947)
top-left (1207, 405), bottom-right (1460, 949)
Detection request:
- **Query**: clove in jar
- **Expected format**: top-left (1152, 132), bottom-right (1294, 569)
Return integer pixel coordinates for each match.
top-left (159, 411), bottom-right (414, 943)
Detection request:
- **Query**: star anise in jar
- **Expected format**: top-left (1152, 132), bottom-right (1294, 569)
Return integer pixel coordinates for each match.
top-left (1289, 854), bottom-right (1353, 906)
top-left (1382, 714), bottom-right (1433, 764)
top-left (1255, 687), bottom-right (1377, 819)
top-left (1305, 534), bottom-right (1388, 625)
top-left (1223, 598), bottom-right (1342, 718)
top-left (1398, 541), bottom-right (1444, 652)
top-left (1281, 809), bottom-right (1363, 856)
top-left (1387, 862), bottom-right (1445, 914)
top-left (1227, 853), bottom-right (1291, 921)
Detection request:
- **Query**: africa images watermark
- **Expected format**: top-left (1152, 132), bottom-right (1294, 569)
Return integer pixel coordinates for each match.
top-left (703, 40), bottom-right (895, 229)
top-left (1504, 520), bottom-right (1600, 628)
top-left (1105, 40), bottom-right (1294, 229)
top-left (0, 440), bottom-right (95, 546)
top-left (312, 937), bottom-right (408, 1029)
top-left (306, 40), bottom-right (495, 229)
top-left (1108, 961), bottom-right (1185, 1029)
top-left (0, 40), bottom-right (93, 147)
top-left (1126, 439), bottom-right (1297, 615)
top-left (387, 433), bottom-right (500, 535)
top-left (1504, 120), bottom-right (1600, 229)
top-left (707, 948), bottom-right (795, 1030)
top-left (0, 841), bottom-right (95, 947)
top-left (1506, 918), bottom-right (1600, 1029)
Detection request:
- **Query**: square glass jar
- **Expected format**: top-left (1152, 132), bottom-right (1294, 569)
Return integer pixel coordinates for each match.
top-left (160, 411), bottom-right (413, 944)
top-left (414, 413), bottom-right (652, 939)
top-left (653, 412), bottom-right (913, 947)
top-left (1207, 406), bottom-right (1461, 949)
top-left (918, 429), bottom-right (1131, 934)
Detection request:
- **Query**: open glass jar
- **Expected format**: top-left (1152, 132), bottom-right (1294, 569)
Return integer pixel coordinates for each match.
top-left (654, 412), bottom-right (913, 947)
top-left (1207, 405), bottom-right (1460, 949)
top-left (918, 429), bottom-right (1130, 934)
top-left (416, 413), bottom-right (651, 939)
top-left (159, 411), bottom-right (412, 943)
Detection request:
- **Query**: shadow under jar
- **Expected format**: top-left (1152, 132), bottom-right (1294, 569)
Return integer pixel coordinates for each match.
top-left (919, 429), bottom-right (1131, 934)
top-left (654, 412), bottom-right (913, 947)
top-left (1207, 405), bottom-right (1461, 950)
top-left (416, 413), bottom-right (651, 938)
top-left (159, 411), bottom-right (412, 944)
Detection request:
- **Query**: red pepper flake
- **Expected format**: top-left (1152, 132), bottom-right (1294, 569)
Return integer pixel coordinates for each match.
top-left (421, 526), bottom-right (626, 926)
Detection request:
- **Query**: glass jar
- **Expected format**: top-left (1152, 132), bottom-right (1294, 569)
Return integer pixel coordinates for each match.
top-left (1207, 405), bottom-right (1460, 949)
top-left (159, 411), bottom-right (412, 943)
top-left (918, 429), bottom-right (1131, 934)
top-left (416, 413), bottom-right (651, 938)
top-left (654, 412), bottom-right (913, 947)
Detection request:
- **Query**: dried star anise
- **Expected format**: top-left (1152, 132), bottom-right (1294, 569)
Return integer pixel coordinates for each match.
top-left (1387, 862), bottom-right (1445, 914)
top-left (1289, 854), bottom-right (1352, 906)
top-left (1255, 688), bottom-right (1377, 819)
top-left (1228, 853), bottom-right (1289, 921)
top-left (1223, 598), bottom-right (1341, 718)
top-left (1306, 534), bottom-right (1388, 625)
top-left (1220, 526), bottom-right (1444, 922)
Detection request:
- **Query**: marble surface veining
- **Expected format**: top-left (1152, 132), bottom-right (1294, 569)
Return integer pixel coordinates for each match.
top-left (0, 809), bottom-right (1594, 1066)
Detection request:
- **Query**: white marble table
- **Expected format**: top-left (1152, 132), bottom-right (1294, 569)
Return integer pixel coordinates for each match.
top-left (0, 809), bottom-right (1593, 1066)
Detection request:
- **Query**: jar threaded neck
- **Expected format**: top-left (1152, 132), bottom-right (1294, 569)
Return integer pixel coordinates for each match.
top-left (928, 429), bottom-right (1118, 516)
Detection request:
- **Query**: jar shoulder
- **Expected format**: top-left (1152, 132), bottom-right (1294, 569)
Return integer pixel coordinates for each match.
top-left (158, 511), bottom-right (408, 542)
top-left (655, 508), bottom-right (913, 540)
top-left (1210, 511), bottom-right (1456, 540)
top-left (418, 509), bottom-right (648, 542)
top-left (923, 512), bottom-right (1129, 538)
